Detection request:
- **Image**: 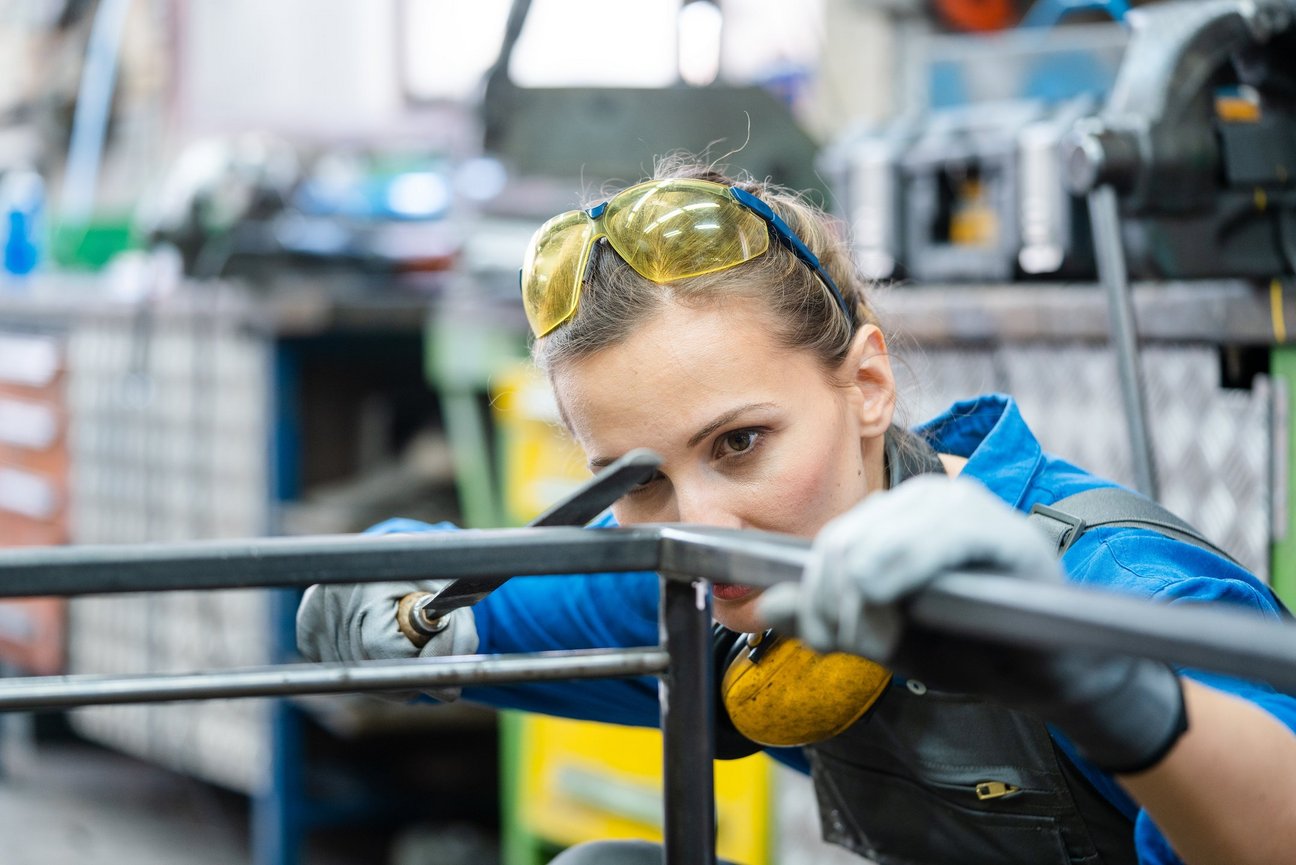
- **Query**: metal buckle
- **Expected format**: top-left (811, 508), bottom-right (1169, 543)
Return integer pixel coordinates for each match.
top-left (1029, 503), bottom-right (1088, 554)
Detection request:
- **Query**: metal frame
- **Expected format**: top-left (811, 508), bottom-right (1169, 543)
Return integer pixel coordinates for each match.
top-left (6, 525), bottom-right (1296, 864)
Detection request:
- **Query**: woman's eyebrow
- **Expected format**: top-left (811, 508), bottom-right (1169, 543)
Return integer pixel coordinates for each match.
top-left (589, 401), bottom-right (778, 468)
top-left (687, 402), bottom-right (776, 448)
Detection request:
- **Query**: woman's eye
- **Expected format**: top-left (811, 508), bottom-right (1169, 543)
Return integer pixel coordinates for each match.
top-left (720, 429), bottom-right (759, 455)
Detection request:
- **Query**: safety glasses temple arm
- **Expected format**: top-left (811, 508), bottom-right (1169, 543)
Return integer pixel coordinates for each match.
top-left (727, 186), bottom-right (854, 327)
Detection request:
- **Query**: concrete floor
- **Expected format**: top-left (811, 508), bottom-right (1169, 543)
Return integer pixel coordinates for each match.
top-left (0, 705), bottom-right (503, 865)
top-left (0, 737), bottom-right (250, 865)
top-left (0, 724), bottom-right (444, 865)
top-left (0, 720), bottom-right (858, 865)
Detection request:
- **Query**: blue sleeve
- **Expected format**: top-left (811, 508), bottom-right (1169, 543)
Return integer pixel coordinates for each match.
top-left (365, 515), bottom-right (663, 728)
top-left (462, 566), bottom-right (662, 726)
top-left (1059, 531), bottom-right (1296, 864)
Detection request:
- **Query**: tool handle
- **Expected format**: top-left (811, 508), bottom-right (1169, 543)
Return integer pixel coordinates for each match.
top-left (394, 449), bottom-right (662, 647)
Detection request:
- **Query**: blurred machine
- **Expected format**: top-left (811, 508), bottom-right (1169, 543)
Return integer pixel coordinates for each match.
top-left (830, 0), bottom-right (1296, 284)
top-left (141, 138), bottom-right (465, 284)
top-left (831, 96), bottom-right (1102, 283)
top-left (1064, 0), bottom-right (1296, 278)
top-left (822, 0), bottom-right (1296, 599)
top-left (823, 21), bottom-right (1127, 282)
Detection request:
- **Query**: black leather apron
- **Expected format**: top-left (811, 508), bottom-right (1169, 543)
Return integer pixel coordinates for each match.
top-left (801, 427), bottom-right (1137, 864)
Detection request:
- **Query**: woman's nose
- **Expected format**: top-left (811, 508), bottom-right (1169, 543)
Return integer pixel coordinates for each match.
top-left (674, 489), bottom-right (745, 529)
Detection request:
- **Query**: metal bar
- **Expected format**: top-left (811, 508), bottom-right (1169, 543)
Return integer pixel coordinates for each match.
top-left (0, 648), bottom-right (669, 711)
top-left (879, 280), bottom-right (1284, 347)
top-left (0, 527), bottom-right (662, 597)
top-left (6, 525), bottom-right (1296, 691)
top-left (1089, 185), bottom-right (1160, 500)
top-left (658, 525), bottom-right (807, 587)
top-left (657, 528), bottom-right (1296, 691)
top-left (660, 575), bottom-right (716, 865)
top-left (911, 575), bottom-right (1296, 692)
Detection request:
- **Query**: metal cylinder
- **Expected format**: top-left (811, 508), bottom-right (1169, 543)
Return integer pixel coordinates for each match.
top-left (0, 648), bottom-right (669, 711)
top-left (0, 526), bottom-right (662, 598)
top-left (1063, 124), bottom-right (1141, 195)
top-left (660, 575), bottom-right (717, 865)
top-left (4, 526), bottom-right (1296, 696)
top-left (1088, 185), bottom-right (1160, 501)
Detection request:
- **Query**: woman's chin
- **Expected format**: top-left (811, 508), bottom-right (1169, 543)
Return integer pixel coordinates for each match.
top-left (711, 584), bottom-right (766, 634)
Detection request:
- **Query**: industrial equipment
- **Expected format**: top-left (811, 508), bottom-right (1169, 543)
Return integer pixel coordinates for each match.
top-left (823, 21), bottom-right (1126, 282)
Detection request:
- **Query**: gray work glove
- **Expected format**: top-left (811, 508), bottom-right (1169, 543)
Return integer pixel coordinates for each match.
top-left (759, 475), bottom-right (1188, 774)
top-left (296, 580), bottom-right (479, 702)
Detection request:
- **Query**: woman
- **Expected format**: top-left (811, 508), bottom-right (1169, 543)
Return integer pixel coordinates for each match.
top-left (298, 161), bottom-right (1296, 865)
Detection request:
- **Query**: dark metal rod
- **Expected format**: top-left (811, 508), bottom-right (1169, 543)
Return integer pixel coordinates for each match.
top-left (660, 575), bottom-right (716, 865)
top-left (1089, 185), bottom-right (1160, 500)
top-left (658, 526), bottom-right (807, 587)
top-left (5, 525), bottom-right (1296, 690)
top-left (0, 648), bottom-right (669, 711)
top-left (912, 575), bottom-right (1296, 692)
top-left (0, 527), bottom-right (662, 597)
top-left (657, 529), bottom-right (1296, 690)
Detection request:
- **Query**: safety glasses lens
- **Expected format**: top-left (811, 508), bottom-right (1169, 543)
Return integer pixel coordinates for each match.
top-left (522, 211), bottom-right (596, 338)
top-left (602, 181), bottom-right (769, 283)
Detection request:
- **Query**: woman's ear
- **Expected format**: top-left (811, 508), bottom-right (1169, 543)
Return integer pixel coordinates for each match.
top-left (840, 324), bottom-right (895, 436)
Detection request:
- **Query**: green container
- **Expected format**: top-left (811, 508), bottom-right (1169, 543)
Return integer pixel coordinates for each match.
top-left (1272, 346), bottom-right (1296, 607)
top-left (49, 218), bottom-right (137, 271)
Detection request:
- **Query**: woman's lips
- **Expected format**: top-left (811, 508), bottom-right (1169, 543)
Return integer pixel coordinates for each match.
top-left (712, 582), bottom-right (756, 601)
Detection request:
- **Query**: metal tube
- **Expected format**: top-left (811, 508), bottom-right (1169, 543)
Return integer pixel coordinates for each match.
top-left (660, 576), bottom-right (716, 865)
top-left (1089, 185), bottom-right (1160, 500)
top-left (0, 648), bottom-right (669, 711)
top-left (0, 527), bottom-right (662, 597)
top-left (658, 525), bottom-right (807, 588)
top-left (5, 525), bottom-right (1296, 691)
top-left (912, 574), bottom-right (1296, 692)
top-left (659, 528), bottom-right (1296, 690)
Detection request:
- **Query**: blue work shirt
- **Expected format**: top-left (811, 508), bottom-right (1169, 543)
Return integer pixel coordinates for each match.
top-left (371, 394), bottom-right (1296, 865)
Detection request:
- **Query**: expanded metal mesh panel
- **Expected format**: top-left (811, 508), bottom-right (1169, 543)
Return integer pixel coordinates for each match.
top-left (894, 343), bottom-right (1271, 579)
top-left (65, 300), bottom-right (272, 794)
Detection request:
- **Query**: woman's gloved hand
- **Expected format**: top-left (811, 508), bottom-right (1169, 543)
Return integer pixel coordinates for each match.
top-left (295, 522), bottom-right (480, 702)
top-left (759, 475), bottom-right (1188, 774)
top-left (296, 580), bottom-right (479, 702)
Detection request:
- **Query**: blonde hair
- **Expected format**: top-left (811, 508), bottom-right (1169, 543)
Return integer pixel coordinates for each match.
top-left (531, 157), bottom-right (882, 375)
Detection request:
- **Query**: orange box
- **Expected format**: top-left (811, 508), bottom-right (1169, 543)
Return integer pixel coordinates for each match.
top-left (0, 334), bottom-right (68, 674)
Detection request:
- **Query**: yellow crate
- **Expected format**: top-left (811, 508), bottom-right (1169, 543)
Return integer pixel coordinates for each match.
top-left (518, 717), bottom-right (771, 865)
top-left (490, 362), bottom-right (590, 526)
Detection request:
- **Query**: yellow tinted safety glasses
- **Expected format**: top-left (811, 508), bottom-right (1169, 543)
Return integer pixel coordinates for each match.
top-left (520, 178), bottom-right (853, 338)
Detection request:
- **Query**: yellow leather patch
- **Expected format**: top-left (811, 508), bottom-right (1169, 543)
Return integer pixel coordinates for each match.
top-left (721, 633), bottom-right (891, 747)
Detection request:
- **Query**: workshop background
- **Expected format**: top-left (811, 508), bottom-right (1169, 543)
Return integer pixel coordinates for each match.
top-left (0, 0), bottom-right (1292, 864)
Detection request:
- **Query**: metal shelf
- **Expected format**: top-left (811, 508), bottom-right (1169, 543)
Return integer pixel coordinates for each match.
top-left (875, 279), bottom-right (1290, 345)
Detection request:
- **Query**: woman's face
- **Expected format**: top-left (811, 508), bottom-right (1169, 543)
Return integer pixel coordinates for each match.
top-left (552, 299), bottom-right (895, 633)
